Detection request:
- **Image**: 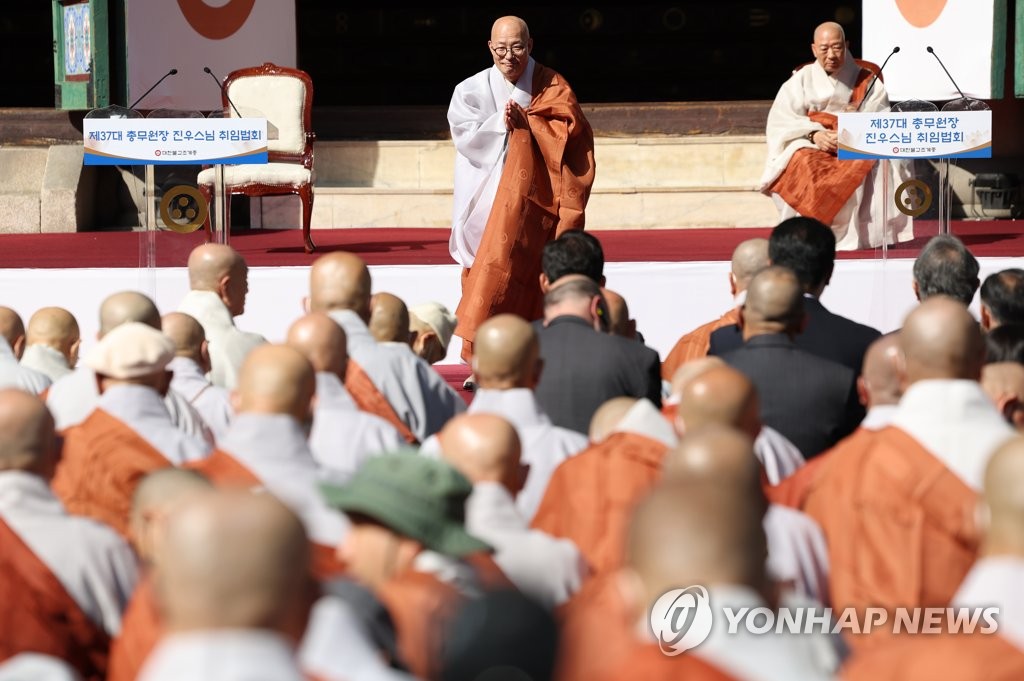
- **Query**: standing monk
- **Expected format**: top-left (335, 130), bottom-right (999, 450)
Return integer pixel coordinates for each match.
top-left (761, 22), bottom-right (911, 250)
top-left (449, 15), bottom-right (595, 361)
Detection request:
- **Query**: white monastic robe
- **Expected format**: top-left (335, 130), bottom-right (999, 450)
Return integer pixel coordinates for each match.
top-left (0, 337), bottom-right (50, 395)
top-left (420, 387), bottom-right (588, 521)
top-left (309, 372), bottom-right (404, 483)
top-left (168, 356), bottom-right (233, 443)
top-left (20, 344), bottom-right (73, 383)
top-left (448, 58), bottom-right (536, 267)
top-left (99, 385), bottom-right (211, 465)
top-left (177, 290), bottom-right (266, 390)
top-left (138, 630), bottom-right (305, 681)
top-left (761, 57), bottom-right (912, 250)
top-left (756, 426), bottom-right (806, 484)
top-left (953, 556), bottom-right (1024, 652)
top-left (328, 310), bottom-right (465, 442)
top-left (0, 654), bottom-right (83, 681)
top-left (764, 504), bottom-right (831, 606)
top-left (0, 471), bottom-right (138, 635)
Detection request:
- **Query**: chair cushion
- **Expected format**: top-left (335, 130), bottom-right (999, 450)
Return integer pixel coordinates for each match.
top-left (197, 163), bottom-right (311, 187)
top-left (227, 75), bottom-right (307, 154)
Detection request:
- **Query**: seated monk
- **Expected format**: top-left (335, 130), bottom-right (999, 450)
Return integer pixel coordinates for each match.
top-left (760, 22), bottom-right (911, 250)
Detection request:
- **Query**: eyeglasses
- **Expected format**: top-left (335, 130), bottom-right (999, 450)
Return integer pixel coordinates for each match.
top-left (490, 43), bottom-right (527, 58)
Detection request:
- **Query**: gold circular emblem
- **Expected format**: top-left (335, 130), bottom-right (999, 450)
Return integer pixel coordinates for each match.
top-left (159, 185), bottom-right (208, 234)
top-left (895, 179), bottom-right (932, 218)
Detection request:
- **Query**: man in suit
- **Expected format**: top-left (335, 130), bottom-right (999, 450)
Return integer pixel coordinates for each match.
top-left (720, 266), bottom-right (860, 459)
top-left (710, 217), bottom-right (880, 376)
top-left (534, 277), bottom-right (661, 434)
top-left (912, 234), bottom-right (980, 306)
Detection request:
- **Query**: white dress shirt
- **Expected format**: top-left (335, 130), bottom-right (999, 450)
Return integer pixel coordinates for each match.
top-left (99, 384), bottom-right (211, 464)
top-left (219, 413), bottom-right (348, 547)
top-left (19, 344), bottom-right (73, 383)
top-left (466, 482), bottom-right (587, 608)
top-left (310, 372), bottom-right (404, 483)
top-left (892, 379), bottom-right (1015, 490)
top-left (138, 629), bottom-right (305, 681)
top-left (953, 556), bottom-right (1024, 653)
top-left (0, 471), bottom-right (138, 635)
top-left (168, 356), bottom-right (233, 442)
top-left (0, 337), bottom-right (50, 395)
top-left (178, 290), bottom-right (266, 390)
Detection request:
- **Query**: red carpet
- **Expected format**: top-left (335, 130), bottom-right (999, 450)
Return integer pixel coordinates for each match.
top-left (0, 221), bottom-right (1019, 268)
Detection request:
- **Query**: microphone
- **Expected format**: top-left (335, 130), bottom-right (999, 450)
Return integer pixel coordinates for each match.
top-left (926, 46), bottom-right (967, 99)
top-left (203, 66), bottom-right (242, 118)
top-left (857, 47), bottom-right (899, 111)
top-left (128, 68), bottom-right (178, 110)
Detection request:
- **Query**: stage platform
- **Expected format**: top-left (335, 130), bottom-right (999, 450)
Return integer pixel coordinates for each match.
top-left (0, 221), bottom-right (1019, 366)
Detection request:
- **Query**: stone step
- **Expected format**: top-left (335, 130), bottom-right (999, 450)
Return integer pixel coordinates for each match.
top-left (0, 148), bottom-right (48, 233)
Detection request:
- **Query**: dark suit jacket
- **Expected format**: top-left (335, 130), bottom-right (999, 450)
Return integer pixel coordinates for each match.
top-left (721, 333), bottom-right (860, 459)
top-left (708, 296), bottom-right (881, 375)
top-left (534, 315), bottom-right (662, 434)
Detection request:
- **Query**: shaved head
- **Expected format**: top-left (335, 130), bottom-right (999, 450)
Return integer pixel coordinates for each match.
top-left (982, 362), bottom-right (1024, 432)
top-left (624, 480), bottom-right (768, 612)
top-left (368, 292), bottom-right (410, 345)
top-left (187, 244), bottom-right (244, 291)
top-left (492, 15), bottom-right (529, 40)
top-left (234, 344), bottom-right (316, 422)
top-left (669, 357), bottom-right (726, 401)
top-left (155, 490), bottom-right (311, 634)
top-left (130, 468), bottom-right (213, 564)
top-left (440, 413), bottom-right (523, 493)
top-left (99, 291), bottom-right (161, 336)
top-left (309, 252), bottom-right (373, 321)
top-left (663, 425), bottom-right (762, 498)
top-left (162, 312), bottom-right (206, 365)
top-left (601, 288), bottom-right (635, 339)
top-left (813, 21), bottom-right (846, 43)
top-left (900, 296), bottom-right (985, 384)
top-left (859, 333), bottom-right (902, 407)
top-left (676, 365), bottom-right (761, 439)
top-left (473, 314), bottom-right (541, 390)
top-left (982, 436), bottom-right (1024, 555)
top-left (0, 389), bottom-right (58, 479)
top-left (741, 266), bottom-right (805, 338)
top-left (589, 396), bottom-right (639, 443)
top-left (26, 307), bottom-right (80, 363)
top-left (730, 238), bottom-right (770, 293)
top-left (286, 313), bottom-right (348, 379)
top-left (0, 308), bottom-right (25, 358)
top-left (812, 22), bottom-right (848, 75)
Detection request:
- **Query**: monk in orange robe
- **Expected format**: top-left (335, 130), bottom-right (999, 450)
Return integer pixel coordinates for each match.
top-left (662, 238), bottom-right (769, 380)
top-left (450, 16), bottom-right (595, 362)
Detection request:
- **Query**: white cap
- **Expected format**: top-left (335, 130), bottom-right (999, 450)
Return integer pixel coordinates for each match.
top-left (409, 302), bottom-right (458, 352)
top-left (86, 322), bottom-right (175, 379)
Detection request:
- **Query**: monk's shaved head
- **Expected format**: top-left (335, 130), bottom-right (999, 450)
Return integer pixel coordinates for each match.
top-left (741, 266), bottom-right (805, 337)
top-left (368, 292), bottom-right (410, 345)
top-left (676, 365), bottom-right (761, 439)
top-left (187, 243), bottom-right (244, 291)
top-left (491, 16), bottom-right (530, 41)
top-left (99, 291), bottom-right (161, 336)
top-left (309, 252), bottom-right (373, 321)
top-left (473, 314), bottom-right (541, 390)
top-left (900, 296), bottom-right (985, 383)
top-left (663, 425), bottom-right (762, 496)
top-left (731, 238), bottom-right (770, 292)
top-left (130, 468), bottom-right (213, 564)
top-left (982, 362), bottom-right (1024, 432)
top-left (589, 396), bottom-right (639, 443)
top-left (982, 436), bottom-right (1024, 555)
top-left (162, 312), bottom-right (205, 358)
top-left (860, 333), bottom-right (903, 407)
top-left (812, 22), bottom-right (848, 76)
top-left (156, 490), bottom-right (311, 634)
top-left (26, 307), bottom-right (80, 356)
top-left (286, 313), bottom-right (348, 379)
top-left (234, 344), bottom-right (316, 422)
top-left (813, 21), bottom-right (846, 43)
top-left (669, 357), bottom-right (726, 401)
top-left (0, 389), bottom-right (58, 479)
top-left (440, 413), bottom-right (523, 492)
top-left (625, 481), bottom-right (768, 611)
top-left (601, 288), bottom-right (635, 339)
top-left (0, 307), bottom-right (24, 352)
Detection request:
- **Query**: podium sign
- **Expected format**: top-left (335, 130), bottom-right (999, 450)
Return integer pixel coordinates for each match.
top-left (837, 111), bottom-right (992, 160)
top-left (83, 118), bottom-right (268, 166)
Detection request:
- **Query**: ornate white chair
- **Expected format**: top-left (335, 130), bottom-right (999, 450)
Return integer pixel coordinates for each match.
top-left (199, 62), bottom-right (317, 252)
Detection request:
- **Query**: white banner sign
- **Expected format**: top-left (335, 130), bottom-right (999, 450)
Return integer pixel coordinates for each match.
top-left (837, 110), bottom-right (992, 160)
top-left (83, 118), bottom-right (268, 166)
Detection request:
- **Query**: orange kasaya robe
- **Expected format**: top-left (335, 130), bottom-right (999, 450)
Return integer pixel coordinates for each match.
top-left (841, 632), bottom-right (1024, 681)
top-left (187, 450), bottom-right (347, 582)
top-left (804, 426), bottom-right (980, 649)
top-left (0, 517), bottom-right (110, 681)
top-left (768, 60), bottom-right (880, 226)
top-left (602, 644), bottom-right (739, 681)
top-left (377, 570), bottom-right (464, 681)
top-left (345, 360), bottom-right (418, 444)
top-left (107, 573), bottom-right (160, 681)
top-left (463, 551), bottom-right (515, 592)
top-left (455, 64), bottom-right (596, 362)
top-left (531, 432), bottom-right (669, 576)
top-left (661, 307), bottom-right (742, 381)
top-left (51, 409), bottom-right (173, 539)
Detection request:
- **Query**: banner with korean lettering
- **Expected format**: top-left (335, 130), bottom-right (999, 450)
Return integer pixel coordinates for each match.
top-left (837, 111), bottom-right (991, 160)
top-left (83, 118), bottom-right (268, 166)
